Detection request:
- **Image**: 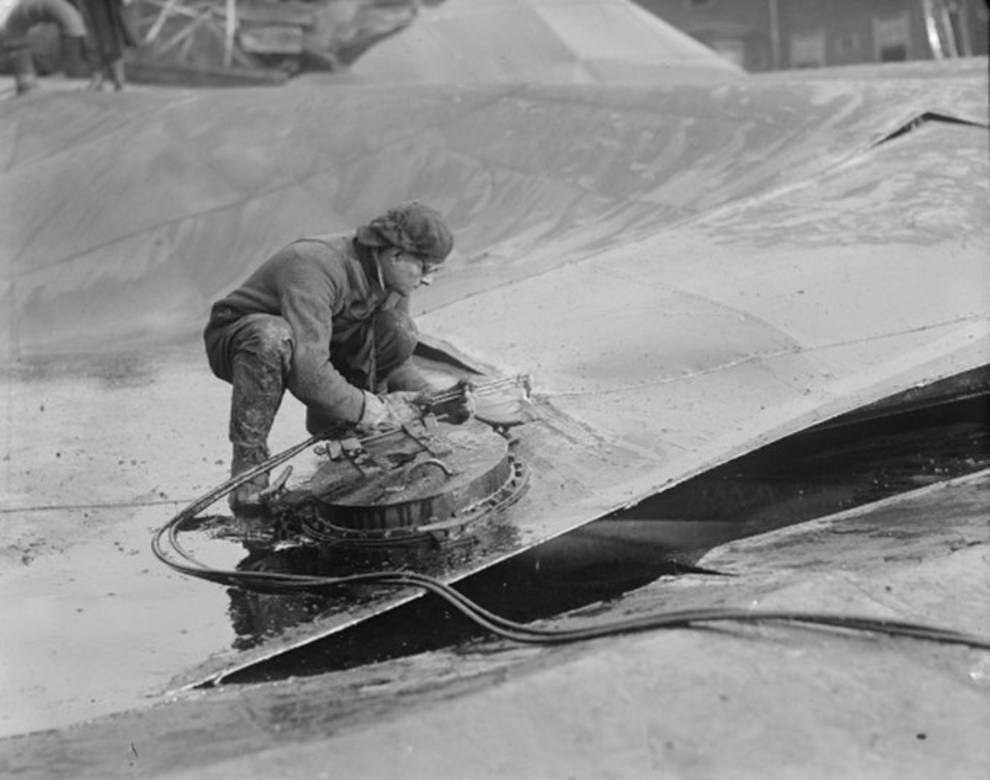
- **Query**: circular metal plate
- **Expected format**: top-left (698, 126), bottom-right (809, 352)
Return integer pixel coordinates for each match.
top-left (305, 419), bottom-right (512, 533)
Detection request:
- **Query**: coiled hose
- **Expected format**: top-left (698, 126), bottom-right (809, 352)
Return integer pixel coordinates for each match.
top-left (152, 435), bottom-right (990, 651)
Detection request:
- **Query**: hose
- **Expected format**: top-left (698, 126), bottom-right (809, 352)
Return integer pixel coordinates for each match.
top-left (151, 436), bottom-right (990, 652)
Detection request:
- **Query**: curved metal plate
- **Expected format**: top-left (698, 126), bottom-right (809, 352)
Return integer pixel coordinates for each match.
top-left (306, 420), bottom-right (511, 531)
top-left (1, 47), bottom-right (987, 696)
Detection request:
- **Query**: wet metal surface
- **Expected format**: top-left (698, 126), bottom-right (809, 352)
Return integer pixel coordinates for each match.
top-left (0, 348), bottom-right (256, 737)
top-left (2, 468), bottom-right (988, 780)
top-left (1, 344), bottom-right (987, 737)
top-left (2, 50), bottom-right (987, 742)
top-left (600, 393), bottom-right (990, 551)
top-left (204, 391), bottom-right (990, 683)
top-left (170, 398), bottom-right (667, 688)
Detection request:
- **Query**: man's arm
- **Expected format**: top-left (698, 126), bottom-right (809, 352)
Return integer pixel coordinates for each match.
top-left (275, 254), bottom-right (367, 423)
top-left (380, 296), bottom-right (434, 393)
top-left (383, 360), bottom-right (435, 394)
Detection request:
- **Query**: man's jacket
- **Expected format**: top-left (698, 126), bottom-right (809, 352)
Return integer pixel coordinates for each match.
top-left (209, 235), bottom-right (407, 423)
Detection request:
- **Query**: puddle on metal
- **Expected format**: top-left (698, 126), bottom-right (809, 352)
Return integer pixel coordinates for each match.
top-left (219, 390), bottom-right (989, 684)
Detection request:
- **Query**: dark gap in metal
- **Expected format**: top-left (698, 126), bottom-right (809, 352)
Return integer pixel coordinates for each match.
top-left (221, 371), bottom-right (990, 684)
top-left (872, 111), bottom-right (988, 146)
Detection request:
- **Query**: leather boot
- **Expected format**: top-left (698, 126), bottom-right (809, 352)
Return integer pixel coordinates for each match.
top-left (229, 443), bottom-right (270, 514)
top-left (13, 45), bottom-right (37, 95)
top-left (227, 346), bottom-right (286, 513)
top-left (219, 316), bottom-right (293, 515)
top-left (109, 58), bottom-right (125, 90)
top-left (15, 72), bottom-right (38, 95)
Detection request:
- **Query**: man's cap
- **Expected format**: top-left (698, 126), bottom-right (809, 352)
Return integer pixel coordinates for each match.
top-left (356, 201), bottom-right (454, 263)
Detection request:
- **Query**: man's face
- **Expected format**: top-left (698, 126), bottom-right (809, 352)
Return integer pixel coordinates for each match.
top-left (379, 248), bottom-right (439, 296)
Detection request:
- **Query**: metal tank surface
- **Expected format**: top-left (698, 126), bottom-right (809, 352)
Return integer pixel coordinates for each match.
top-left (1, 0), bottom-right (988, 767)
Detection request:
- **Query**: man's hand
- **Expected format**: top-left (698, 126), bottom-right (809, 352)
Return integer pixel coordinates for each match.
top-left (357, 390), bottom-right (422, 433)
top-left (418, 379), bottom-right (476, 424)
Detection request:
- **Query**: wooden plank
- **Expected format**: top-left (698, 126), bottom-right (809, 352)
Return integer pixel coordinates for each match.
top-left (238, 25), bottom-right (304, 55)
top-left (230, 0), bottom-right (315, 28)
top-left (224, 0), bottom-right (235, 68)
top-left (141, 0), bottom-right (182, 45)
top-left (126, 58), bottom-right (289, 86)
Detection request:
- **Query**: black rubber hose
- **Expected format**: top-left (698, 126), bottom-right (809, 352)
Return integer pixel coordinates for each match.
top-left (152, 437), bottom-right (990, 652)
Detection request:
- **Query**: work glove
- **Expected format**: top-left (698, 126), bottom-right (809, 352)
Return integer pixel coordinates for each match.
top-left (419, 379), bottom-right (476, 424)
top-left (357, 390), bottom-right (422, 433)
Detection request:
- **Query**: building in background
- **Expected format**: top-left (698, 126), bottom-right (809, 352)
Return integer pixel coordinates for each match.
top-left (632, 0), bottom-right (988, 71)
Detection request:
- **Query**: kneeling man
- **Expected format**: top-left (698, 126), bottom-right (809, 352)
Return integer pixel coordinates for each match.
top-left (204, 202), bottom-right (456, 510)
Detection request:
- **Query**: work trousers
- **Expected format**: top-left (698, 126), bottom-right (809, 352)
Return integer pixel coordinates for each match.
top-left (204, 308), bottom-right (418, 467)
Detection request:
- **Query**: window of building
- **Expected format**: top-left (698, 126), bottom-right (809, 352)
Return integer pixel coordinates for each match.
top-left (879, 42), bottom-right (908, 61)
top-left (836, 31), bottom-right (861, 55)
top-left (710, 38), bottom-right (745, 68)
top-left (874, 13), bottom-right (911, 61)
top-left (790, 30), bottom-right (826, 68)
top-left (747, 39), bottom-right (769, 70)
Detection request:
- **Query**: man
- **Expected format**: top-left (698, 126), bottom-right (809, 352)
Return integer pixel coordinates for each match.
top-left (204, 202), bottom-right (457, 511)
top-left (76, 0), bottom-right (135, 90)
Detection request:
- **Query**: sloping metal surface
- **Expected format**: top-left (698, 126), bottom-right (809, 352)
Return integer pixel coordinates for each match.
top-left (348, 0), bottom-right (743, 84)
top-left (2, 58), bottom-right (988, 687)
top-left (3, 472), bottom-right (987, 776)
top-left (4, 72), bottom-right (985, 356)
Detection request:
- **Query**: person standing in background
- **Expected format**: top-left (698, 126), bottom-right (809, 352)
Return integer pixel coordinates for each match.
top-left (76, 0), bottom-right (134, 90)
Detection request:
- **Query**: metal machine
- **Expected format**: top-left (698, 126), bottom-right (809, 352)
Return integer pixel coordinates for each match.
top-left (257, 376), bottom-right (533, 564)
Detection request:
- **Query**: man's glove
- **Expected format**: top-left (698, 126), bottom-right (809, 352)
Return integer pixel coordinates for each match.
top-left (420, 379), bottom-right (476, 424)
top-left (357, 390), bottom-right (422, 433)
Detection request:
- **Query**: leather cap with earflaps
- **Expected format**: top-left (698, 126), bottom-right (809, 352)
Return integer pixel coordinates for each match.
top-left (355, 202), bottom-right (454, 263)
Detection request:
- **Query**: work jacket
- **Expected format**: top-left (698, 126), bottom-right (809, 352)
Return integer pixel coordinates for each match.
top-left (208, 235), bottom-right (406, 423)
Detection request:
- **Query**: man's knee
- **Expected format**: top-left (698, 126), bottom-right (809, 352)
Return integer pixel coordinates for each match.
top-left (233, 318), bottom-right (294, 392)
top-left (208, 314), bottom-right (293, 382)
top-left (243, 317), bottom-right (293, 359)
